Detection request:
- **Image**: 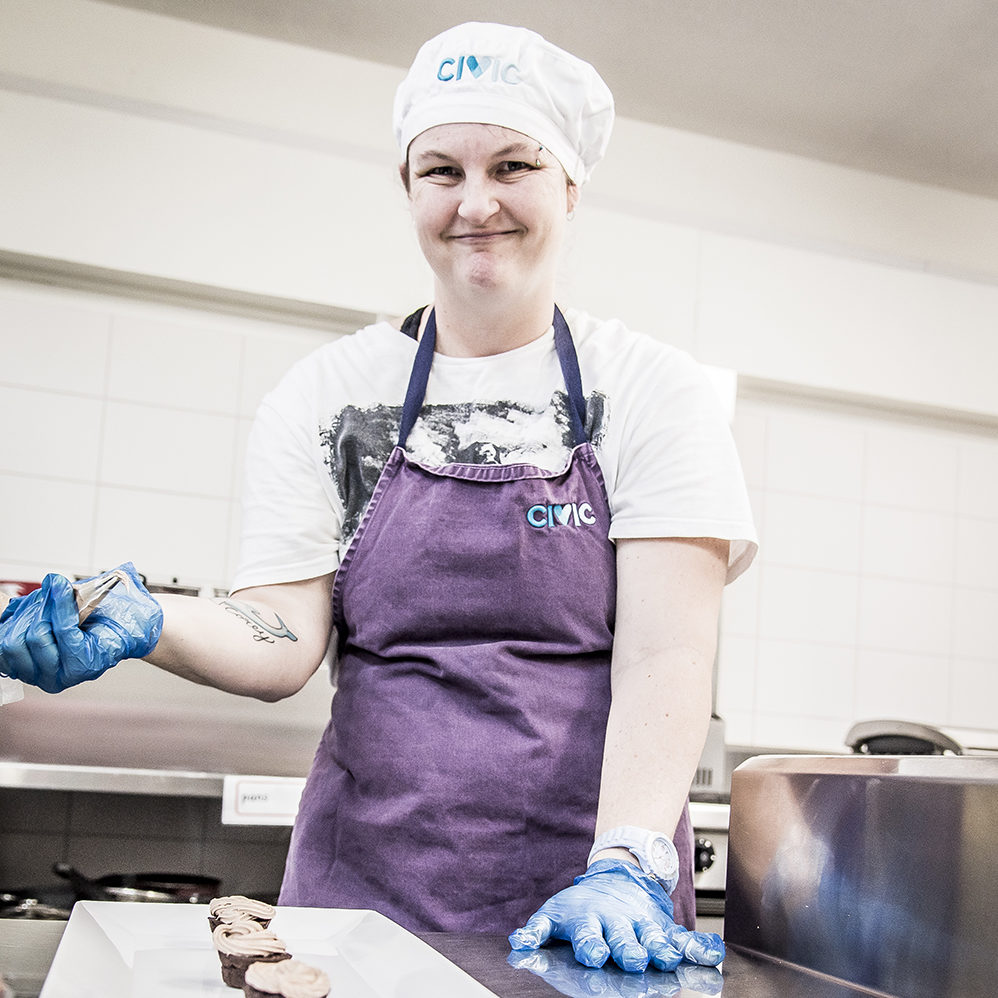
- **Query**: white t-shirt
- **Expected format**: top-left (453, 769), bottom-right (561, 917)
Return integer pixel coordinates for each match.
top-left (231, 307), bottom-right (757, 592)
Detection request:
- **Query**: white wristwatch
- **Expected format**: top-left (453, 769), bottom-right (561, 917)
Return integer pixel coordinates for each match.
top-left (588, 825), bottom-right (679, 893)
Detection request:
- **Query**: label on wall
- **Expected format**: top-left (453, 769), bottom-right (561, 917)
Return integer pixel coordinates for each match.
top-left (222, 775), bottom-right (306, 825)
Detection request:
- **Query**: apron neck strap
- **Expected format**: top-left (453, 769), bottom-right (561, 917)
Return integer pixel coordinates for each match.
top-left (552, 306), bottom-right (589, 447)
top-left (397, 306), bottom-right (588, 449)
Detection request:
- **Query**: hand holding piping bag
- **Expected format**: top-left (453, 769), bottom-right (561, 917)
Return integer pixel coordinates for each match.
top-left (0, 562), bottom-right (163, 693)
top-left (0, 590), bottom-right (23, 705)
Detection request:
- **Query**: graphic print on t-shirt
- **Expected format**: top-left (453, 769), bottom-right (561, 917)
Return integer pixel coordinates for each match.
top-left (319, 389), bottom-right (607, 544)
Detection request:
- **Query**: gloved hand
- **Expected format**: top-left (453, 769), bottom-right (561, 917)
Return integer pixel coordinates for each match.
top-left (509, 859), bottom-right (725, 973)
top-left (0, 563), bottom-right (163, 693)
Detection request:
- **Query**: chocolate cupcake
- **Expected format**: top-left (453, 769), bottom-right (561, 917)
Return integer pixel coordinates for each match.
top-left (208, 895), bottom-right (276, 931)
top-left (212, 920), bottom-right (291, 990)
top-left (242, 959), bottom-right (331, 998)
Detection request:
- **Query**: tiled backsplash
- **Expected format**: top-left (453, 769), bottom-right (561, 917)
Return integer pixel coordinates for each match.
top-left (0, 787), bottom-right (289, 899)
top-left (0, 280), bottom-right (353, 587)
top-left (720, 392), bottom-right (998, 751)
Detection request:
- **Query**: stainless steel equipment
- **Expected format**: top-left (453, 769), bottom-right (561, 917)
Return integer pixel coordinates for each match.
top-left (689, 715), bottom-right (731, 931)
top-left (690, 800), bottom-right (728, 933)
top-left (725, 754), bottom-right (998, 998)
top-left (846, 718), bottom-right (998, 758)
top-left (691, 714), bottom-right (728, 797)
top-left (846, 718), bottom-right (964, 755)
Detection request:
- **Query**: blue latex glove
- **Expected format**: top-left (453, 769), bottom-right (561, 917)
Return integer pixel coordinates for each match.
top-left (509, 859), bottom-right (725, 973)
top-left (0, 563), bottom-right (163, 693)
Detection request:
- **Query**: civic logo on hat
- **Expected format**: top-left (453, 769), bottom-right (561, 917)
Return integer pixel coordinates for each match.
top-left (437, 55), bottom-right (521, 84)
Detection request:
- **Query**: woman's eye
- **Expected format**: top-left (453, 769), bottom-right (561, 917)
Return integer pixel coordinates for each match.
top-left (418, 165), bottom-right (458, 179)
top-left (498, 161), bottom-right (532, 174)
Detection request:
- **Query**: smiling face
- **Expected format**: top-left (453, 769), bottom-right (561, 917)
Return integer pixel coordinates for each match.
top-left (405, 123), bottom-right (579, 308)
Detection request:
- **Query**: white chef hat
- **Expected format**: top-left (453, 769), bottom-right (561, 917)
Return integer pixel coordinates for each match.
top-left (393, 22), bottom-right (615, 185)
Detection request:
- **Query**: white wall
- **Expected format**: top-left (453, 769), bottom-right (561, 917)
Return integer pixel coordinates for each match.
top-left (0, 281), bottom-right (342, 587)
top-left (3, 0), bottom-right (998, 414)
top-left (720, 394), bottom-right (998, 750)
top-left (2, 0), bottom-right (998, 752)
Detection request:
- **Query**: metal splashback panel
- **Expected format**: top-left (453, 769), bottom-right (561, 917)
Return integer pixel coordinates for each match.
top-left (725, 755), bottom-right (998, 998)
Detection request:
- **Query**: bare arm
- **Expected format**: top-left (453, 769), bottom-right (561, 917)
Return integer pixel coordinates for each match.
top-left (593, 537), bottom-right (728, 856)
top-left (145, 574), bottom-right (335, 702)
top-left (509, 537), bottom-right (731, 966)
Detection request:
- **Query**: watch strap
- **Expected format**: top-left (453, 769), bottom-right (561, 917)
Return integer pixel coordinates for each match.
top-left (588, 825), bottom-right (679, 892)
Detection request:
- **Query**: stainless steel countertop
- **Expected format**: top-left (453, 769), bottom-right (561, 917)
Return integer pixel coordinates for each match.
top-left (0, 919), bottom-right (65, 998)
top-left (423, 935), bottom-right (887, 997)
top-left (2, 918), bottom-right (890, 998)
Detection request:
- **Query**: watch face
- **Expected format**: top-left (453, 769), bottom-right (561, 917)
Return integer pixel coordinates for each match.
top-left (648, 835), bottom-right (672, 875)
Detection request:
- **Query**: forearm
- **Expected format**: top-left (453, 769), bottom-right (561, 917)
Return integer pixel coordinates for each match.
top-left (594, 642), bottom-right (714, 838)
top-left (145, 576), bottom-right (334, 701)
top-left (593, 536), bottom-right (727, 849)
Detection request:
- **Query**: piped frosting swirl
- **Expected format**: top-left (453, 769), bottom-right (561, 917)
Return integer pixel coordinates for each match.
top-left (212, 921), bottom-right (288, 957)
top-left (208, 894), bottom-right (276, 923)
top-left (245, 959), bottom-right (331, 998)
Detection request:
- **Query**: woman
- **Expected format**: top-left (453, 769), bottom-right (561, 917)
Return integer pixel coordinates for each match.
top-left (0, 22), bottom-right (756, 974)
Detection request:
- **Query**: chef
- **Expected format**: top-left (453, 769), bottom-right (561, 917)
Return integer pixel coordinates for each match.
top-left (0, 22), bottom-right (756, 974)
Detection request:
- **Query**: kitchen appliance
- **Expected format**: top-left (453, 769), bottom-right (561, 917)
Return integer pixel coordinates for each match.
top-left (847, 718), bottom-right (964, 755)
top-left (846, 717), bottom-right (998, 759)
top-left (725, 753), bottom-right (998, 997)
top-left (688, 714), bottom-right (731, 931)
top-left (0, 892), bottom-right (72, 921)
top-left (0, 864), bottom-right (222, 920)
top-left (51, 863), bottom-right (219, 905)
top-left (691, 714), bottom-right (728, 798)
top-left (689, 801), bottom-right (728, 933)
top-left (685, 715), bottom-right (732, 931)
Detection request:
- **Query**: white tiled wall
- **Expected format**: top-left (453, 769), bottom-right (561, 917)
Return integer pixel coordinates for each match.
top-left (4, 276), bottom-right (998, 755)
top-left (0, 280), bottom-right (351, 588)
top-left (719, 394), bottom-right (998, 751)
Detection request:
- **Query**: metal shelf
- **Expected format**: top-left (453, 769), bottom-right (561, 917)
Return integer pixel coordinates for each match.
top-left (0, 761), bottom-right (225, 798)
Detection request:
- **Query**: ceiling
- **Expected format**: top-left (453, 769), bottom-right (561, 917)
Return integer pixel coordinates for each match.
top-left (98, 0), bottom-right (998, 199)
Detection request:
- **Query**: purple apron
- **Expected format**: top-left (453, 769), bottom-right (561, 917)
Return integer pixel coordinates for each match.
top-left (280, 307), bottom-right (696, 932)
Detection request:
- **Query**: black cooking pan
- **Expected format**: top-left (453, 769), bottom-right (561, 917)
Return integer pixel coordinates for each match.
top-left (846, 719), bottom-right (963, 756)
top-left (0, 888), bottom-right (73, 920)
top-left (52, 862), bottom-right (221, 903)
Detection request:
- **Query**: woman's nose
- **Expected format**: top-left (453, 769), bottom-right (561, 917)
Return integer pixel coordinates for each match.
top-left (457, 178), bottom-right (500, 225)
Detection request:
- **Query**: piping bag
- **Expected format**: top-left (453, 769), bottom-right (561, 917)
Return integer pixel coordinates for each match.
top-left (0, 570), bottom-right (127, 704)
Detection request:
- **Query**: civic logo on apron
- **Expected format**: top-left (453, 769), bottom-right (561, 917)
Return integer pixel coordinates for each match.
top-left (526, 502), bottom-right (597, 529)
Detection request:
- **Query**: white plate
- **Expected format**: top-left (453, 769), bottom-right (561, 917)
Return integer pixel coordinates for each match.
top-left (41, 902), bottom-right (499, 997)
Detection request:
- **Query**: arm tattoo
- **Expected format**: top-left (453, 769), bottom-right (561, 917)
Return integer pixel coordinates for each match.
top-left (217, 599), bottom-right (298, 644)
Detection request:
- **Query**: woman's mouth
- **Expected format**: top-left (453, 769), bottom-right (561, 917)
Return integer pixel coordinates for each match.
top-left (449, 229), bottom-right (518, 242)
